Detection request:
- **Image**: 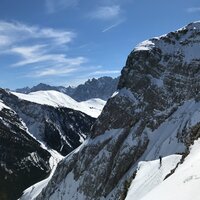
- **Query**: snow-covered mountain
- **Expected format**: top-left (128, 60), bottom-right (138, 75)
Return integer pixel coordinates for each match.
top-left (12, 90), bottom-right (106, 118)
top-left (0, 89), bottom-right (100, 156)
top-left (15, 76), bottom-right (119, 101)
top-left (0, 100), bottom-right (51, 200)
top-left (34, 21), bottom-right (200, 200)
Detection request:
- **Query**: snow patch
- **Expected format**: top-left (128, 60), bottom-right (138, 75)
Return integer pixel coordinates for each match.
top-left (117, 88), bottom-right (139, 103)
top-left (12, 91), bottom-right (106, 118)
top-left (134, 40), bottom-right (155, 51)
top-left (0, 100), bottom-right (11, 111)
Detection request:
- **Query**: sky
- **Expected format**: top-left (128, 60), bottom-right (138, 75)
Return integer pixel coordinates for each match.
top-left (0, 0), bottom-right (200, 89)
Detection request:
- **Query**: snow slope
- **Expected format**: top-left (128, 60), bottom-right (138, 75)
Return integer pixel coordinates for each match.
top-left (138, 139), bottom-right (200, 200)
top-left (12, 91), bottom-right (106, 118)
top-left (125, 155), bottom-right (182, 200)
top-left (125, 100), bottom-right (200, 200)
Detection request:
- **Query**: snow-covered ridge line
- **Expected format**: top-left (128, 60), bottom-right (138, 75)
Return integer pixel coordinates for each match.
top-left (133, 21), bottom-right (200, 63)
top-left (12, 90), bottom-right (106, 118)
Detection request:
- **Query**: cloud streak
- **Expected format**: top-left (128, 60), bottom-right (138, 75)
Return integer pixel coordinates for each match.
top-left (102, 19), bottom-right (124, 32)
top-left (88, 4), bottom-right (125, 33)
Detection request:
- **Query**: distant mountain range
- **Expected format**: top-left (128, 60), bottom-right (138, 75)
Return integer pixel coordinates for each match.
top-left (15, 76), bottom-right (119, 101)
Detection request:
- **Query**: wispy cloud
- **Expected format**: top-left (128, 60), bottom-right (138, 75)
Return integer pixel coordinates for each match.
top-left (0, 20), bottom-right (120, 82)
top-left (0, 21), bottom-right (88, 77)
top-left (10, 45), bottom-right (86, 67)
top-left (32, 67), bottom-right (77, 77)
top-left (89, 5), bottom-right (121, 20)
top-left (0, 21), bottom-right (75, 47)
top-left (186, 7), bottom-right (200, 13)
top-left (45, 0), bottom-right (79, 14)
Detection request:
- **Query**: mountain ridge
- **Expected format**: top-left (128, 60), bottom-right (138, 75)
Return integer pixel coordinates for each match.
top-left (34, 21), bottom-right (200, 200)
top-left (15, 76), bottom-right (119, 101)
top-left (0, 89), bottom-right (96, 156)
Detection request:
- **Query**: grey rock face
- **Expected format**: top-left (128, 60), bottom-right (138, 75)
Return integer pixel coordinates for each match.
top-left (36, 22), bottom-right (200, 200)
top-left (70, 76), bottom-right (119, 101)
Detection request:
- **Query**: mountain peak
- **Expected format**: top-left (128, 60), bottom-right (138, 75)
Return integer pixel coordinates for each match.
top-left (185, 21), bottom-right (200, 29)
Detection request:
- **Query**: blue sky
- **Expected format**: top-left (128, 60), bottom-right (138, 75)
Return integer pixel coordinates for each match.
top-left (0, 0), bottom-right (200, 89)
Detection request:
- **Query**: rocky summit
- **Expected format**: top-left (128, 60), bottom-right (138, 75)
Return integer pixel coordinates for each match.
top-left (35, 22), bottom-right (200, 200)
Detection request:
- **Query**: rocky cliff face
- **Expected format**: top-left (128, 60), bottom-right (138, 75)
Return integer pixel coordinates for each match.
top-left (0, 89), bottom-right (95, 156)
top-left (0, 101), bottom-right (51, 200)
top-left (70, 76), bottom-right (119, 101)
top-left (35, 22), bottom-right (200, 200)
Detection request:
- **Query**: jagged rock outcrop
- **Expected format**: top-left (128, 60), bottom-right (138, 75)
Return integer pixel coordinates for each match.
top-left (70, 76), bottom-right (119, 101)
top-left (35, 22), bottom-right (200, 200)
top-left (0, 101), bottom-right (51, 200)
top-left (0, 89), bottom-right (95, 156)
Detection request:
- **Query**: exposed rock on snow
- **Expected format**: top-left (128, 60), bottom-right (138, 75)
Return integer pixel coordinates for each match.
top-left (32, 21), bottom-right (200, 200)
